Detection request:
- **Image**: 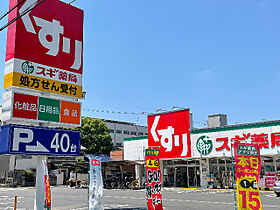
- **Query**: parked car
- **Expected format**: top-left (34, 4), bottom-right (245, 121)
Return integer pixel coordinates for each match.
top-left (274, 180), bottom-right (280, 197)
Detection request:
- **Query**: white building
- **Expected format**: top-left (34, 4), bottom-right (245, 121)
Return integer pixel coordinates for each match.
top-left (124, 115), bottom-right (280, 189)
top-left (0, 155), bottom-right (37, 181)
top-left (103, 119), bottom-right (148, 147)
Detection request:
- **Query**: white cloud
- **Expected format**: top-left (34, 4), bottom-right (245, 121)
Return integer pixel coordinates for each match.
top-left (198, 69), bottom-right (213, 76)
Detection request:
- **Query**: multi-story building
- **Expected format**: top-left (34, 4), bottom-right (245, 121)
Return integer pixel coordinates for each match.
top-left (103, 119), bottom-right (148, 147)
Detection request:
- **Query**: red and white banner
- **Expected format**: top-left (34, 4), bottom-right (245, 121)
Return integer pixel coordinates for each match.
top-left (43, 159), bottom-right (51, 209)
top-left (5, 0), bottom-right (83, 98)
top-left (148, 109), bottom-right (191, 159)
top-left (145, 149), bottom-right (163, 210)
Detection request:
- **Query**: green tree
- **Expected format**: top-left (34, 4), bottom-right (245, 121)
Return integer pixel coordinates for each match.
top-left (76, 117), bottom-right (114, 155)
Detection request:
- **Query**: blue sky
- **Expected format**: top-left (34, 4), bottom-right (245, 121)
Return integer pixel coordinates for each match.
top-left (0, 0), bottom-right (280, 127)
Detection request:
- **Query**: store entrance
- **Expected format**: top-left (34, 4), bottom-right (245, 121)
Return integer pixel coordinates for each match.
top-left (163, 159), bottom-right (201, 188)
top-left (187, 166), bottom-right (200, 187)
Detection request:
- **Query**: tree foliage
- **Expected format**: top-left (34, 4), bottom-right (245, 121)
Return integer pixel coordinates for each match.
top-left (76, 117), bottom-right (113, 155)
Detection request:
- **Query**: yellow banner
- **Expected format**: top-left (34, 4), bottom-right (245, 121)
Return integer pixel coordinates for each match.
top-left (146, 159), bottom-right (159, 168)
top-left (4, 72), bottom-right (82, 98)
top-left (236, 175), bottom-right (262, 210)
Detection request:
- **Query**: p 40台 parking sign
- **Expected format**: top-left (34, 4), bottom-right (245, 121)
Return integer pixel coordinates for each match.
top-left (0, 124), bottom-right (80, 156)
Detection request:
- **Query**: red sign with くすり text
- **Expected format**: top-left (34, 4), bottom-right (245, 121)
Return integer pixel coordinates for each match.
top-left (148, 109), bottom-right (191, 159)
top-left (5, 0), bottom-right (83, 74)
top-left (4, 0), bottom-right (83, 97)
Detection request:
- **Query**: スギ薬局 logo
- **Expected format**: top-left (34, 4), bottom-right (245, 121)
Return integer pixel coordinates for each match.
top-left (21, 61), bottom-right (34, 75)
top-left (196, 135), bottom-right (213, 155)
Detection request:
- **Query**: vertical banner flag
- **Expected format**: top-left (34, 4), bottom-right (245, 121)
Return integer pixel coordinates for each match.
top-left (148, 109), bottom-right (191, 159)
top-left (43, 159), bottom-right (51, 210)
top-left (234, 142), bottom-right (262, 210)
top-left (145, 149), bottom-right (163, 210)
top-left (88, 156), bottom-right (103, 210)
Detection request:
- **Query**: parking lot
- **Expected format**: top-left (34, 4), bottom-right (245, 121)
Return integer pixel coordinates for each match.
top-left (0, 187), bottom-right (280, 210)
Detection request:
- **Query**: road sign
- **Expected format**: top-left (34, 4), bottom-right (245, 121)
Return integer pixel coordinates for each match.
top-left (2, 91), bottom-right (81, 127)
top-left (4, 0), bottom-right (83, 98)
top-left (148, 109), bottom-right (191, 159)
top-left (0, 124), bottom-right (80, 156)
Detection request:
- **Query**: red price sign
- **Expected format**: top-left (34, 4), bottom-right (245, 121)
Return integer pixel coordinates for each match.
top-left (239, 191), bottom-right (261, 210)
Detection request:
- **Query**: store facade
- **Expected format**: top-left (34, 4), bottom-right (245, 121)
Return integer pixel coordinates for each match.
top-left (191, 120), bottom-right (280, 189)
top-left (124, 120), bottom-right (280, 189)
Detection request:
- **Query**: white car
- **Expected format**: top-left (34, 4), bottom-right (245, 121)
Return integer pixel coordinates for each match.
top-left (274, 181), bottom-right (280, 197)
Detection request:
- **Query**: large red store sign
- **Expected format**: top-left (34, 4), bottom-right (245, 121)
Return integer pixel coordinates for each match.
top-left (148, 109), bottom-right (191, 159)
top-left (4, 0), bottom-right (83, 98)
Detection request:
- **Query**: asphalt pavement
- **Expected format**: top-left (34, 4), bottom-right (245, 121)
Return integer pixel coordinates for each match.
top-left (0, 186), bottom-right (279, 210)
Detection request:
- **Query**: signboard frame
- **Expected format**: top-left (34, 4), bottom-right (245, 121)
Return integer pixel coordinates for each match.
top-left (2, 90), bottom-right (81, 128)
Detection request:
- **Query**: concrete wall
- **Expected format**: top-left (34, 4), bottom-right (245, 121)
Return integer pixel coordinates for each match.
top-left (0, 155), bottom-right (10, 178)
top-left (207, 114), bottom-right (227, 128)
top-left (56, 173), bottom-right (64, 185)
top-left (0, 155), bottom-right (37, 178)
top-left (14, 156), bottom-right (37, 170)
top-left (69, 172), bottom-right (87, 181)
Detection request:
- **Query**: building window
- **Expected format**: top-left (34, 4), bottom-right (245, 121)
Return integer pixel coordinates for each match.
top-left (109, 129), bottom-right (115, 133)
top-left (18, 155), bottom-right (32, 159)
top-left (131, 131), bottom-right (137, 136)
top-left (116, 130), bottom-right (122, 134)
top-left (138, 132), bottom-right (144, 136)
top-left (123, 130), bottom-right (130, 135)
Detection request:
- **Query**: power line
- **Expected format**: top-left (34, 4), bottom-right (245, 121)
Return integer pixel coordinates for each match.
top-left (0, 0), bottom-right (80, 33)
top-left (82, 107), bottom-right (208, 126)
top-left (82, 108), bottom-right (152, 116)
top-left (193, 121), bottom-right (207, 126)
top-left (0, 0), bottom-right (47, 32)
top-left (0, 0), bottom-right (25, 22)
top-left (69, 0), bottom-right (77, 4)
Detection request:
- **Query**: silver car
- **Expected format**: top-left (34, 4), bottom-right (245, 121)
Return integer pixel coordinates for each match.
top-left (274, 181), bottom-right (280, 197)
